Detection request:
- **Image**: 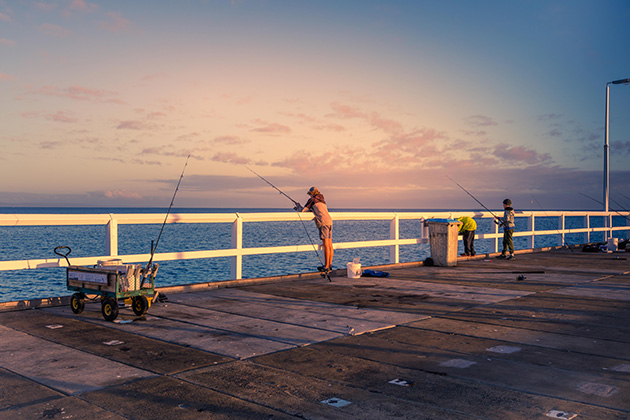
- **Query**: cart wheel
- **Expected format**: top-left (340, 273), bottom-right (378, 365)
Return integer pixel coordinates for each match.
top-left (101, 298), bottom-right (119, 322)
top-left (70, 293), bottom-right (85, 314)
top-left (132, 296), bottom-right (149, 316)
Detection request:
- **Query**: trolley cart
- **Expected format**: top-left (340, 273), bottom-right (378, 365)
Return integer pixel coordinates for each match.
top-left (55, 246), bottom-right (159, 322)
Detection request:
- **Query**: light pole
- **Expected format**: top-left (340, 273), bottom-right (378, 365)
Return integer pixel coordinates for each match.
top-left (604, 78), bottom-right (630, 212)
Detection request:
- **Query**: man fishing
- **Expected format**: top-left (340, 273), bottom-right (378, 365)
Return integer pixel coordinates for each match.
top-left (295, 187), bottom-right (333, 272)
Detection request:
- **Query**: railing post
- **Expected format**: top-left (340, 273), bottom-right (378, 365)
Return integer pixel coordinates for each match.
top-left (608, 213), bottom-right (613, 240)
top-left (389, 214), bottom-right (399, 264)
top-left (106, 214), bottom-right (118, 256)
top-left (559, 213), bottom-right (565, 246)
top-left (585, 214), bottom-right (590, 243)
top-left (420, 217), bottom-right (429, 244)
top-left (527, 213), bottom-right (535, 249)
top-left (231, 214), bottom-right (243, 280)
top-left (493, 215), bottom-right (499, 253)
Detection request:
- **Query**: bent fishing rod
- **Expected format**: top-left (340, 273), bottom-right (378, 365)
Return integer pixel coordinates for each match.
top-left (245, 166), bottom-right (330, 280)
top-left (447, 176), bottom-right (502, 221)
top-left (246, 166), bottom-right (301, 208)
top-left (143, 155), bottom-right (190, 281)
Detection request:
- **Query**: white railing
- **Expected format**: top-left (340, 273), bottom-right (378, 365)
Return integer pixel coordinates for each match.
top-left (0, 210), bottom-right (628, 278)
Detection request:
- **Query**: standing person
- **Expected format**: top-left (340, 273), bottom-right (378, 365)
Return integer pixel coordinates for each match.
top-left (495, 198), bottom-right (515, 259)
top-left (296, 187), bottom-right (333, 272)
top-left (457, 216), bottom-right (477, 257)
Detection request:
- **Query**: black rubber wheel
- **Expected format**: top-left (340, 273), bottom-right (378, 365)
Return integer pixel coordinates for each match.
top-left (132, 296), bottom-right (149, 316)
top-left (101, 298), bottom-right (119, 322)
top-left (70, 293), bottom-right (85, 314)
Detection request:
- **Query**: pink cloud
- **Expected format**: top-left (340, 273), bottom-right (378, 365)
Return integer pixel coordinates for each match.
top-left (39, 141), bottom-right (63, 149)
top-left (214, 135), bottom-right (249, 145)
top-left (30, 85), bottom-right (125, 104)
top-left (117, 120), bottom-right (148, 130)
top-left (34, 2), bottom-right (57, 12)
top-left (69, 0), bottom-right (99, 12)
top-left (0, 13), bottom-right (10, 22)
top-left (493, 143), bottom-right (552, 165)
top-left (100, 11), bottom-right (131, 32)
top-left (0, 38), bottom-right (16, 46)
top-left (0, 73), bottom-right (14, 81)
top-left (103, 189), bottom-right (143, 199)
top-left (328, 102), bottom-right (367, 119)
top-left (48, 111), bottom-right (78, 123)
top-left (466, 115), bottom-right (498, 127)
top-left (211, 152), bottom-right (251, 165)
top-left (39, 23), bottom-right (71, 38)
top-left (250, 121), bottom-right (291, 134)
top-left (369, 112), bottom-right (404, 135)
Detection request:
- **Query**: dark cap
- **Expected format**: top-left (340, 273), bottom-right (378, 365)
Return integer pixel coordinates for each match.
top-left (503, 198), bottom-right (512, 206)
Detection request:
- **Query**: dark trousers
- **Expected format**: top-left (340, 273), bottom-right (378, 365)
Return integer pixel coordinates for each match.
top-left (502, 229), bottom-right (514, 254)
top-left (463, 230), bottom-right (475, 256)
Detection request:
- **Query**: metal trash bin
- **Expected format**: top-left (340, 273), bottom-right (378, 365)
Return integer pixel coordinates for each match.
top-left (425, 219), bottom-right (462, 267)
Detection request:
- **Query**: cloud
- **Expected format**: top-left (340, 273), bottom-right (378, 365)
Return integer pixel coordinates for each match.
top-left (117, 120), bottom-right (151, 130)
top-left (39, 23), bottom-right (72, 38)
top-left (99, 11), bottom-right (132, 32)
top-left (492, 143), bottom-right (552, 165)
top-left (328, 102), bottom-right (367, 119)
top-left (538, 113), bottom-right (563, 121)
top-left (0, 73), bottom-right (14, 81)
top-left (250, 120), bottom-right (291, 134)
top-left (210, 152), bottom-right (251, 165)
top-left (30, 85), bottom-right (125, 104)
top-left (102, 189), bottom-right (143, 199)
top-left (0, 38), bottom-right (16, 46)
top-left (69, 0), bottom-right (99, 13)
top-left (34, 2), bottom-right (58, 12)
top-left (40, 141), bottom-right (63, 149)
top-left (214, 135), bottom-right (249, 145)
top-left (611, 140), bottom-right (630, 156)
top-left (0, 13), bottom-right (9, 22)
top-left (465, 115), bottom-right (498, 127)
top-left (48, 111), bottom-right (79, 123)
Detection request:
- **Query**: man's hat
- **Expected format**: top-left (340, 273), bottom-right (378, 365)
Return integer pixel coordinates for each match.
top-left (308, 186), bottom-right (319, 196)
top-left (503, 198), bottom-right (512, 206)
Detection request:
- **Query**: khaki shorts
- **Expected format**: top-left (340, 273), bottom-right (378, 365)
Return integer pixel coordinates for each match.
top-left (319, 225), bottom-right (332, 240)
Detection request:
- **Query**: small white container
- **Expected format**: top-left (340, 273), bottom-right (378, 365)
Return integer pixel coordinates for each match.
top-left (346, 258), bottom-right (362, 278)
top-left (607, 237), bottom-right (618, 252)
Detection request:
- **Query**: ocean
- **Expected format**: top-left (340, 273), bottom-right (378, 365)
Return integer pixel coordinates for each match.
top-left (0, 207), bottom-right (624, 303)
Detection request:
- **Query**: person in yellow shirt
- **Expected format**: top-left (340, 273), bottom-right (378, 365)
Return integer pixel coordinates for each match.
top-left (458, 216), bottom-right (477, 256)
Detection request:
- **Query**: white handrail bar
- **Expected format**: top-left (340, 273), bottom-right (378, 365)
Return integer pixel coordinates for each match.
top-left (1, 211), bottom-right (628, 278)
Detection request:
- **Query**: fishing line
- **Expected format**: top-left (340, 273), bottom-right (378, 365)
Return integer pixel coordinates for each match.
top-left (246, 166), bottom-right (330, 279)
top-left (579, 192), bottom-right (630, 222)
top-left (447, 176), bottom-right (500, 219)
top-left (143, 155), bottom-right (190, 281)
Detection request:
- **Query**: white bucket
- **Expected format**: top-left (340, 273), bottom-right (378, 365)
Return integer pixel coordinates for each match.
top-left (346, 261), bottom-right (362, 278)
top-left (607, 237), bottom-right (618, 252)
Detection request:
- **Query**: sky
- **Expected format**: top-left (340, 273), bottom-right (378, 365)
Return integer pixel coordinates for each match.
top-left (1, 0), bottom-right (630, 210)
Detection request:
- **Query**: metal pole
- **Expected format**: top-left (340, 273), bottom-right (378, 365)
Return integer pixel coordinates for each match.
top-left (604, 78), bottom-right (630, 214)
top-left (604, 83), bottom-right (610, 212)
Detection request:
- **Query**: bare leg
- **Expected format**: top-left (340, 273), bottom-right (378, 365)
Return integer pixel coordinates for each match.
top-left (322, 238), bottom-right (333, 269)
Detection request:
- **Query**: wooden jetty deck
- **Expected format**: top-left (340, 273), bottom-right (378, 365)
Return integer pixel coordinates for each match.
top-left (0, 248), bottom-right (629, 419)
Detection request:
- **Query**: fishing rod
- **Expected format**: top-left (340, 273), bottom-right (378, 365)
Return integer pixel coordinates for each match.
top-left (142, 155), bottom-right (190, 283)
top-left (245, 166), bottom-right (331, 281)
top-left (246, 166), bottom-right (301, 208)
top-left (447, 176), bottom-right (503, 224)
top-left (579, 192), bottom-right (630, 222)
top-left (531, 196), bottom-right (573, 251)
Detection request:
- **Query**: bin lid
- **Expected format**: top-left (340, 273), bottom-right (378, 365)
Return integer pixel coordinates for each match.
top-left (425, 218), bottom-right (461, 224)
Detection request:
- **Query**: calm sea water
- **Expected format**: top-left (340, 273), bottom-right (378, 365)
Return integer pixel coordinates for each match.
top-left (0, 207), bottom-right (626, 302)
